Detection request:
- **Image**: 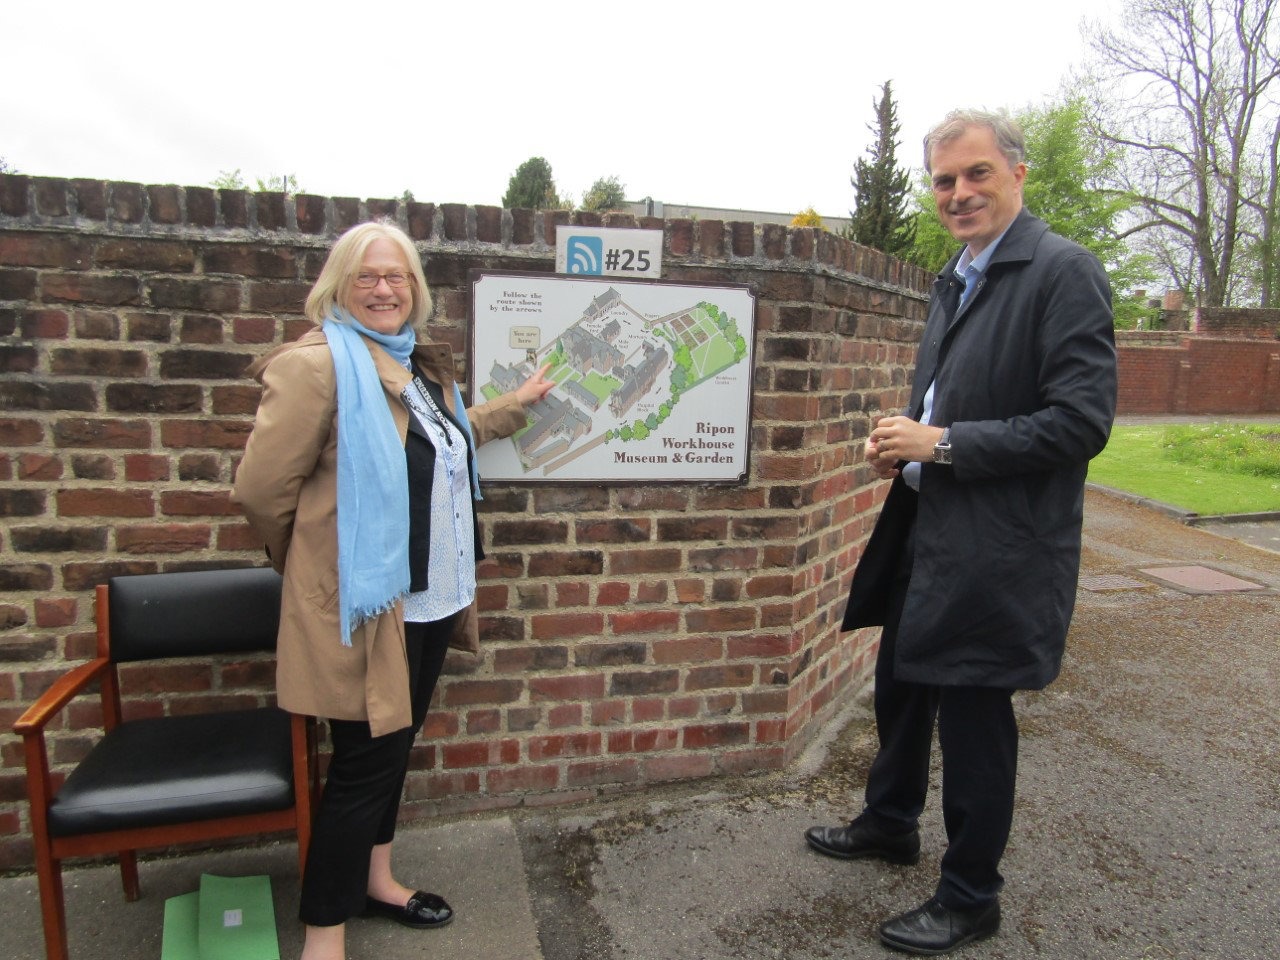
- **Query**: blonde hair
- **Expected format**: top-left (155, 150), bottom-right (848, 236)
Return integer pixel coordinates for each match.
top-left (304, 221), bottom-right (433, 326)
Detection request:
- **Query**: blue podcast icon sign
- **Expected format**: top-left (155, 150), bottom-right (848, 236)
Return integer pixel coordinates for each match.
top-left (566, 235), bottom-right (603, 275)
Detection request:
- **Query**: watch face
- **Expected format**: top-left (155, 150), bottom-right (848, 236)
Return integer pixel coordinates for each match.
top-left (935, 445), bottom-right (952, 465)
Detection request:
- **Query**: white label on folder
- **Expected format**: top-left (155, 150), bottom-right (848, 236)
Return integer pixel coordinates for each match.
top-left (223, 909), bottom-right (243, 928)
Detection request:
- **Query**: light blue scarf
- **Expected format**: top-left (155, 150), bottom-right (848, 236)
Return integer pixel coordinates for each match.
top-left (323, 310), bottom-right (416, 645)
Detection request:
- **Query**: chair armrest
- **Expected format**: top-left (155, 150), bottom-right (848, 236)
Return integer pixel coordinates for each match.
top-left (12, 658), bottom-right (110, 736)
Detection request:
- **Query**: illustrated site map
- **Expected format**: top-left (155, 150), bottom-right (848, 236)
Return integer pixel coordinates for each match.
top-left (473, 274), bottom-right (754, 482)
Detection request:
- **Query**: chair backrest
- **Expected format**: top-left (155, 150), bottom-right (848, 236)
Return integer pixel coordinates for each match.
top-left (107, 567), bottom-right (283, 663)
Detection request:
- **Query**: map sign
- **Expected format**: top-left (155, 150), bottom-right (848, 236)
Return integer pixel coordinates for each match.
top-left (470, 272), bottom-right (756, 483)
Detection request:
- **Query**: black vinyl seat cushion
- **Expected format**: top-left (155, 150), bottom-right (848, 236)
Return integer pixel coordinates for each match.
top-left (47, 708), bottom-right (294, 838)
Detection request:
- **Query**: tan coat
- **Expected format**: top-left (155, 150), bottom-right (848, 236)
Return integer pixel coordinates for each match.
top-left (232, 328), bottom-right (527, 736)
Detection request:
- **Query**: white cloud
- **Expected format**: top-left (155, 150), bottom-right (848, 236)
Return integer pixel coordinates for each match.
top-left (2, 0), bottom-right (1118, 216)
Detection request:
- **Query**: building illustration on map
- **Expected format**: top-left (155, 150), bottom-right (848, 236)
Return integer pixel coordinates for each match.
top-left (471, 273), bottom-right (755, 483)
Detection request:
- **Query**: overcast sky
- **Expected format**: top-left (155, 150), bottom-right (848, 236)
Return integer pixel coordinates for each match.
top-left (4, 0), bottom-right (1120, 219)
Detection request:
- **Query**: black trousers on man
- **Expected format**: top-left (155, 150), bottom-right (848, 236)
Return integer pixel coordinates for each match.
top-left (860, 508), bottom-right (1019, 910)
top-left (299, 615), bottom-right (454, 927)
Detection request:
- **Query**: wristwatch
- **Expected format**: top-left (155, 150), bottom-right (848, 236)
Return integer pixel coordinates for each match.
top-left (933, 427), bottom-right (952, 465)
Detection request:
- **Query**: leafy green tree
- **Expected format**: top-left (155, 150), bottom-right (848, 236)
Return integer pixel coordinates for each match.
top-left (581, 175), bottom-right (627, 212)
top-left (847, 81), bottom-right (916, 256)
top-left (503, 156), bottom-right (561, 210)
top-left (907, 100), bottom-right (1151, 323)
top-left (211, 170), bottom-right (303, 196)
top-left (256, 173), bottom-right (301, 195)
top-left (211, 169), bottom-right (247, 189)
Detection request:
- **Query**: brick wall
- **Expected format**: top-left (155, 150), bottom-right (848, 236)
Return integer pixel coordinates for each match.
top-left (1195, 306), bottom-right (1280, 339)
top-left (0, 173), bottom-right (932, 869)
top-left (1116, 331), bottom-right (1280, 414)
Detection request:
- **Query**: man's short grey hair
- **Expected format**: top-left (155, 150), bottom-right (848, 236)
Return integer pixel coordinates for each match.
top-left (923, 109), bottom-right (1026, 173)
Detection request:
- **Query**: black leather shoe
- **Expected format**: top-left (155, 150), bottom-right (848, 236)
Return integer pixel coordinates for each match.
top-left (363, 890), bottom-right (454, 929)
top-left (878, 896), bottom-right (1000, 955)
top-left (804, 820), bottom-right (920, 865)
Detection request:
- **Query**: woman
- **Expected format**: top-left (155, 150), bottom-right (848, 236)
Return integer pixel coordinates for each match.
top-left (232, 221), bottom-right (553, 960)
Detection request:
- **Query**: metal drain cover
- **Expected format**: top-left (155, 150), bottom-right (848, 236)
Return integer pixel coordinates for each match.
top-left (1137, 565), bottom-right (1268, 594)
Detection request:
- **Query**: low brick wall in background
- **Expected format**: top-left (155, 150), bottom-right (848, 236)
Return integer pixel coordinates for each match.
top-left (1116, 331), bottom-right (1280, 414)
top-left (0, 173), bottom-right (933, 870)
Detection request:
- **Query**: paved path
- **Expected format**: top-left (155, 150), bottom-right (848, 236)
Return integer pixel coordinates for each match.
top-left (4, 491), bottom-right (1278, 959)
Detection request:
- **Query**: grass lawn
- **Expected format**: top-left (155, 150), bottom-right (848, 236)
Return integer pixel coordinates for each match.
top-left (1088, 423), bottom-right (1280, 515)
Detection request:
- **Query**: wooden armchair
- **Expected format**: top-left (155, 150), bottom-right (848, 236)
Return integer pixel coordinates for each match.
top-left (13, 567), bottom-right (317, 960)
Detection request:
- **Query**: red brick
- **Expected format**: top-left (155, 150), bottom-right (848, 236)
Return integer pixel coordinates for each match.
top-left (596, 581), bottom-right (630, 605)
top-left (41, 273), bottom-right (139, 305)
top-left (0, 419), bottom-right (42, 446)
top-left (529, 675), bottom-right (606, 701)
top-left (217, 523), bottom-right (263, 551)
top-left (18, 309), bottom-right (70, 339)
top-left (124, 454), bottom-right (170, 482)
top-left (631, 698), bottom-right (665, 722)
top-left (590, 699), bottom-right (626, 725)
top-left (566, 758), bottom-right (640, 787)
top-left (530, 612), bottom-right (604, 640)
top-left (685, 664), bottom-right (754, 691)
top-left (528, 732), bottom-right (602, 761)
top-left (34, 598), bottom-right (77, 628)
top-left (652, 636), bottom-right (723, 664)
top-left (643, 754), bottom-right (714, 781)
top-left (115, 524), bottom-right (211, 554)
top-left (466, 709), bottom-right (502, 735)
top-left (680, 727), bottom-right (747, 757)
top-left (442, 739), bottom-right (520, 769)
top-left (57, 488), bottom-right (154, 518)
top-left (487, 765), bottom-right (560, 794)
top-left (556, 582), bottom-right (590, 607)
top-left (548, 703), bottom-right (583, 728)
top-left (441, 678), bottom-right (523, 706)
top-left (685, 607), bottom-right (757, 632)
top-left (609, 548), bottom-right (682, 575)
top-left (159, 490), bottom-right (239, 516)
top-left (609, 610), bottom-right (680, 635)
top-left (422, 710), bottom-right (459, 739)
top-left (674, 578), bottom-right (706, 603)
top-left (160, 420), bottom-right (252, 451)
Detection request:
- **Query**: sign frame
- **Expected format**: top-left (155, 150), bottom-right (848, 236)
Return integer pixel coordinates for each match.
top-left (468, 270), bottom-right (756, 485)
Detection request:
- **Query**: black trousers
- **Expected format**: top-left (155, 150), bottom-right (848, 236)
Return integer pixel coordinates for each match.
top-left (299, 616), bottom-right (454, 927)
top-left (861, 512), bottom-right (1019, 910)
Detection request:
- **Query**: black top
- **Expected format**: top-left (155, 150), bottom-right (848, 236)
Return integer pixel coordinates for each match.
top-left (405, 366), bottom-right (483, 594)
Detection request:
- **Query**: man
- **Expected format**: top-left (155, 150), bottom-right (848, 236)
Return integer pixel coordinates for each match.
top-left (805, 109), bottom-right (1116, 955)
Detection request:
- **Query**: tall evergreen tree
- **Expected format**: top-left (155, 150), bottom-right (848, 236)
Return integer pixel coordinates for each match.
top-left (503, 157), bottom-right (560, 210)
top-left (847, 81), bottom-right (916, 256)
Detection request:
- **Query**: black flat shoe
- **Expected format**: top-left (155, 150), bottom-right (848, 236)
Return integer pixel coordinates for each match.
top-left (878, 896), bottom-right (1000, 955)
top-left (364, 890), bottom-right (454, 929)
top-left (804, 820), bottom-right (921, 865)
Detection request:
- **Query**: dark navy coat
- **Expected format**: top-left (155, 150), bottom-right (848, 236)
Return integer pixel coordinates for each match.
top-left (842, 211), bottom-right (1117, 690)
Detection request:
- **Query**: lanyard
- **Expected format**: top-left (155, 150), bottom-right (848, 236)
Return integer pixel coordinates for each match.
top-left (407, 373), bottom-right (456, 447)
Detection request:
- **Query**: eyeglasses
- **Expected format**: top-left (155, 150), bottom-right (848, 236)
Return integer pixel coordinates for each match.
top-left (352, 272), bottom-right (413, 289)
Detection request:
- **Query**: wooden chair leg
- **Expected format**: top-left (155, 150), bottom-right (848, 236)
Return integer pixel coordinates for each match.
top-left (33, 845), bottom-right (69, 960)
top-left (119, 850), bottom-right (140, 901)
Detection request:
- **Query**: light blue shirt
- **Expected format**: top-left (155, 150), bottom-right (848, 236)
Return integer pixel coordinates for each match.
top-left (902, 227), bottom-right (1011, 491)
top-left (400, 378), bottom-right (476, 624)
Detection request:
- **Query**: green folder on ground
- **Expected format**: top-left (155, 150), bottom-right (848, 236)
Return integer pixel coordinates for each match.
top-left (161, 891), bottom-right (200, 960)
top-left (161, 874), bottom-right (279, 960)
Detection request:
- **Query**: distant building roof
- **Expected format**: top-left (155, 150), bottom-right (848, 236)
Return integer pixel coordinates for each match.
top-left (623, 200), bottom-right (850, 235)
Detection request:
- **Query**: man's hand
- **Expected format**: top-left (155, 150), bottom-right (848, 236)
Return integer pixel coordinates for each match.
top-left (864, 415), bottom-right (947, 479)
